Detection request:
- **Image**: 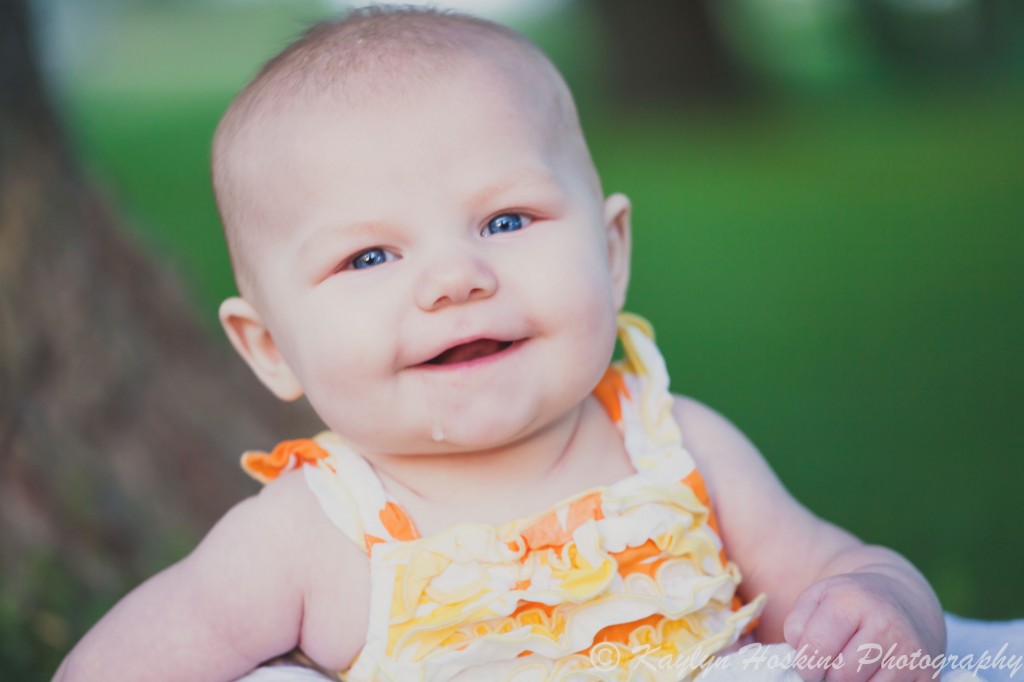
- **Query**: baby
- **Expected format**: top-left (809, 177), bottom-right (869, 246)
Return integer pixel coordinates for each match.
top-left (56, 6), bottom-right (946, 681)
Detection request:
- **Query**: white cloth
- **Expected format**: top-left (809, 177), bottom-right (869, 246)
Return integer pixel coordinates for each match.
top-left (692, 614), bottom-right (1024, 682)
top-left (237, 665), bottom-right (336, 681)
top-left (943, 614), bottom-right (1024, 682)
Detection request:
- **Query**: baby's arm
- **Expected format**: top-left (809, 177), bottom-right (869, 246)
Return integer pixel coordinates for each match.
top-left (674, 397), bottom-right (945, 681)
top-left (54, 472), bottom-right (318, 682)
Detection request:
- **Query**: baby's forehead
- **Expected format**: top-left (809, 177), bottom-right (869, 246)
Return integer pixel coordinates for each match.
top-left (224, 48), bottom-right (575, 195)
top-left (237, 60), bottom-right (583, 224)
top-left (220, 48), bottom-right (579, 207)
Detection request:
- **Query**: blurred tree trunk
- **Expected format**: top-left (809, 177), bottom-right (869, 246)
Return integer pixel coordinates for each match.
top-left (0, 0), bottom-right (317, 674)
top-left (591, 0), bottom-right (744, 106)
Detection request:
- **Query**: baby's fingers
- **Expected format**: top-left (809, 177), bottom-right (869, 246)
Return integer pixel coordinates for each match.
top-left (783, 580), bottom-right (826, 649)
top-left (784, 588), bottom-right (865, 682)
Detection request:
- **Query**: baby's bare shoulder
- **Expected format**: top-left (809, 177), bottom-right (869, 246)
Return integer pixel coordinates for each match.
top-left (249, 470), bottom-right (372, 671)
top-left (668, 394), bottom-right (796, 527)
top-left (55, 469), bottom-right (371, 680)
top-left (670, 395), bottom-right (763, 478)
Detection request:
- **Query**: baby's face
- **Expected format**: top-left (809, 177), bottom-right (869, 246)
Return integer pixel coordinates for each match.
top-left (235, 62), bottom-right (630, 456)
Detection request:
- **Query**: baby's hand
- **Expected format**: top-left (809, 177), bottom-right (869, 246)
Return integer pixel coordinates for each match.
top-left (783, 571), bottom-right (945, 682)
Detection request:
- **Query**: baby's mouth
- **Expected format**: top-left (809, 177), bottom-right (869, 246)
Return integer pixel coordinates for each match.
top-left (425, 339), bottom-right (513, 366)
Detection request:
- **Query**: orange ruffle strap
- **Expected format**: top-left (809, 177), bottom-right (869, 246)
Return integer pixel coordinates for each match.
top-left (592, 366), bottom-right (630, 424)
top-left (364, 500), bottom-right (421, 551)
top-left (241, 438), bottom-right (330, 484)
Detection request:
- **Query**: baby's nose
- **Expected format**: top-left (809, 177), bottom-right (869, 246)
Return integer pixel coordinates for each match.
top-left (414, 248), bottom-right (498, 311)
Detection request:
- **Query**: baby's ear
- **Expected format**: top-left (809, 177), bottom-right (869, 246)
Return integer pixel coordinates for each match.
top-left (603, 193), bottom-right (632, 311)
top-left (218, 297), bottom-right (303, 401)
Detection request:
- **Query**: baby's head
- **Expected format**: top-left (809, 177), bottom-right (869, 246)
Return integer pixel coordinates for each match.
top-left (213, 6), bottom-right (632, 457)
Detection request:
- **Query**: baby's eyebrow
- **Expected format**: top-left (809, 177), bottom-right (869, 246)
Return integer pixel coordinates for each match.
top-left (296, 220), bottom-right (389, 265)
top-left (467, 169), bottom-right (563, 209)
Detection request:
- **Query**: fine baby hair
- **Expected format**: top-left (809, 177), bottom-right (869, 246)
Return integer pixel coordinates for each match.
top-left (56, 6), bottom-right (949, 682)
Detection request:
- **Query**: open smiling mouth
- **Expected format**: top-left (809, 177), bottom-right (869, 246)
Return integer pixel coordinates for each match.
top-left (424, 339), bottom-right (515, 366)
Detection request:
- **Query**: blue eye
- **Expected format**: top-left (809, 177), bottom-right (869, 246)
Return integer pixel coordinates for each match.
top-left (482, 213), bottom-right (527, 236)
top-left (350, 247), bottom-right (393, 270)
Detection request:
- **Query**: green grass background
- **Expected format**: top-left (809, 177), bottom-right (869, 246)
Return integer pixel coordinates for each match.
top-left (59, 0), bottom-right (1022, 626)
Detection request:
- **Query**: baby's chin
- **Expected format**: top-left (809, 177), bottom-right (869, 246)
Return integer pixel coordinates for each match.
top-left (353, 412), bottom-right (550, 458)
top-left (409, 419), bottom-right (537, 454)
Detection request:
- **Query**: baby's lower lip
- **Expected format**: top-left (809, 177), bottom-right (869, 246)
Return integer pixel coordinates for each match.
top-left (417, 339), bottom-right (524, 371)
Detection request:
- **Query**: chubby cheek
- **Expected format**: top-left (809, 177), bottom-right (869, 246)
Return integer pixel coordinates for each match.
top-left (523, 237), bottom-right (620, 382)
top-left (282, 304), bottom-right (396, 432)
top-left (562, 281), bottom-right (620, 385)
top-left (550, 229), bottom-right (618, 323)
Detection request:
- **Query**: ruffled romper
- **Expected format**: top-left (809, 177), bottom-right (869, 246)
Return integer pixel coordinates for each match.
top-left (241, 314), bottom-right (765, 681)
